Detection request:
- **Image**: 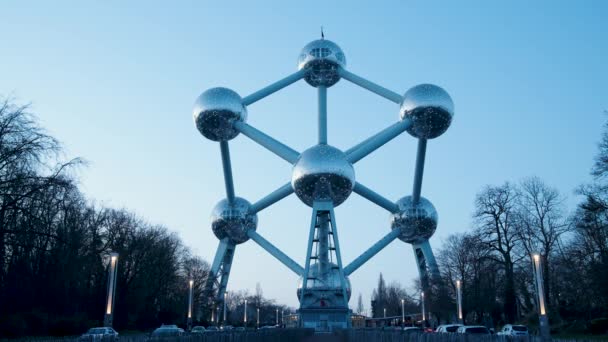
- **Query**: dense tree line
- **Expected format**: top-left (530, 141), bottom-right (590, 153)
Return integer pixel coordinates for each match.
top-left (368, 114), bottom-right (608, 334)
top-left (0, 99), bottom-right (216, 337)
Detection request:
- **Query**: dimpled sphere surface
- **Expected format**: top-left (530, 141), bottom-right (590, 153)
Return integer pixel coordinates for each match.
top-left (193, 87), bottom-right (247, 141)
top-left (292, 145), bottom-right (355, 207)
top-left (296, 263), bottom-right (352, 302)
top-left (297, 39), bottom-right (346, 87)
top-left (400, 84), bottom-right (454, 139)
top-left (390, 196), bottom-right (438, 244)
top-left (210, 197), bottom-right (257, 244)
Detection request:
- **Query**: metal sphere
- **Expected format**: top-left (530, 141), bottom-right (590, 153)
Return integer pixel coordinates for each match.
top-left (297, 39), bottom-right (346, 87)
top-left (291, 144), bottom-right (355, 207)
top-left (297, 263), bottom-right (351, 303)
top-left (210, 197), bottom-right (257, 244)
top-left (400, 84), bottom-right (454, 139)
top-left (390, 196), bottom-right (438, 244)
top-left (193, 87), bottom-right (247, 141)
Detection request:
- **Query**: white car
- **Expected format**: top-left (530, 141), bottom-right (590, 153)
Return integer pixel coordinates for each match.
top-left (80, 327), bottom-right (118, 341)
top-left (456, 325), bottom-right (491, 334)
top-left (498, 324), bottom-right (529, 336)
top-left (436, 324), bottom-right (463, 333)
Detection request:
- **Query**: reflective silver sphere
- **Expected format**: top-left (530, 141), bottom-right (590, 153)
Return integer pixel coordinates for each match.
top-left (400, 84), bottom-right (454, 139)
top-left (193, 87), bottom-right (247, 141)
top-left (210, 197), bottom-right (257, 244)
top-left (297, 263), bottom-right (351, 303)
top-left (292, 145), bottom-right (355, 207)
top-left (297, 39), bottom-right (346, 87)
top-left (390, 196), bottom-right (438, 244)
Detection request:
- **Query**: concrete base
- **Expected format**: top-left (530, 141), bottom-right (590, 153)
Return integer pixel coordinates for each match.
top-left (298, 307), bottom-right (351, 332)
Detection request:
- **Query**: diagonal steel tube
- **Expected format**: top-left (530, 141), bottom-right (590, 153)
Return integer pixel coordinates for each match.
top-left (250, 182), bottom-right (293, 214)
top-left (353, 182), bottom-right (399, 213)
top-left (234, 121), bottom-right (300, 164)
top-left (242, 69), bottom-right (308, 106)
top-left (247, 230), bottom-right (304, 275)
top-left (345, 119), bottom-right (412, 164)
top-left (411, 138), bottom-right (427, 205)
top-left (219, 141), bottom-right (236, 204)
top-left (339, 68), bottom-right (403, 104)
top-left (344, 229), bottom-right (401, 276)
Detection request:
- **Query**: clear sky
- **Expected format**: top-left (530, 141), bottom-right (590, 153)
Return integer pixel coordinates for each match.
top-left (1, 1), bottom-right (607, 311)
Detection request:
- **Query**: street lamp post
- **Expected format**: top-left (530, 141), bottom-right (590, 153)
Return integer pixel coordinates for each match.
top-left (104, 252), bottom-right (119, 327)
top-left (456, 280), bottom-right (463, 324)
top-left (421, 291), bottom-right (426, 327)
top-left (401, 299), bottom-right (405, 326)
top-left (383, 307), bottom-right (386, 318)
top-left (276, 308), bottom-right (279, 326)
top-left (244, 300), bottom-right (248, 327)
top-left (281, 310), bottom-right (284, 327)
top-left (187, 280), bottom-right (194, 330)
top-left (223, 292), bottom-right (228, 325)
top-left (533, 254), bottom-right (550, 340)
top-left (257, 308), bottom-right (260, 329)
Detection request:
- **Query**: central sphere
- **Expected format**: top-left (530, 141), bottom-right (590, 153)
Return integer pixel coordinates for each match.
top-left (390, 196), bottom-right (438, 244)
top-left (291, 145), bottom-right (355, 207)
top-left (297, 39), bottom-right (346, 87)
top-left (210, 197), bottom-right (257, 244)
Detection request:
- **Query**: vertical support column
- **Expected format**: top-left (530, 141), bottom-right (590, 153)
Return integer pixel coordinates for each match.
top-left (533, 254), bottom-right (550, 341)
top-left (300, 206), bottom-right (319, 304)
top-left (327, 205), bottom-right (349, 309)
top-left (104, 252), bottom-right (119, 327)
top-left (318, 86), bottom-right (327, 144)
top-left (318, 213), bottom-right (329, 278)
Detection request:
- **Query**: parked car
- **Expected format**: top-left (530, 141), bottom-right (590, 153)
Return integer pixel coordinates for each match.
top-left (206, 326), bottom-right (219, 332)
top-left (235, 327), bottom-right (246, 331)
top-left (403, 327), bottom-right (424, 333)
top-left (149, 325), bottom-right (184, 339)
top-left (457, 326), bottom-right (491, 334)
top-left (190, 326), bottom-right (206, 334)
top-left (80, 327), bottom-right (119, 341)
top-left (221, 325), bottom-right (234, 331)
top-left (498, 324), bottom-right (529, 336)
top-left (436, 324), bottom-right (463, 333)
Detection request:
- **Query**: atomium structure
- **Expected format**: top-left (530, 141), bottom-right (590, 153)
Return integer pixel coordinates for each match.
top-left (194, 37), bottom-right (454, 331)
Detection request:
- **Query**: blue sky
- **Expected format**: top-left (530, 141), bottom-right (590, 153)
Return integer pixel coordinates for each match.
top-left (1, 1), bottom-right (607, 310)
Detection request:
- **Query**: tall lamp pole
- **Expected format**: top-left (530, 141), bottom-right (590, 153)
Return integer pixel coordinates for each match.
top-left (421, 291), bottom-right (426, 327)
top-left (104, 252), bottom-right (119, 327)
top-left (187, 280), bottom-right (194, 330)
top-left (223, 291), bottom-right (228, 325)
top-left (401, 299), bottom-right (405, 326)
top-left (456, 280), bottom-right (463, 324)
top-left (533, 254), bottom-right (550, 340)
top-left (276, 308), bottom-right (279, 326)
top-left (257, 308), bottom-right (260, 329)
top-left (244, 300), bottom-right (248, 327)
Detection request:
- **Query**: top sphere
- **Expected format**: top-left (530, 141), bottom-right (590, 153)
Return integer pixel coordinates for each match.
top-left (297, 39), bottom-right (346, 87)
top-left (400, 84), bottom-right (454, 139)
top-left (291, 145), bottom-right (355, 207)
top-left (193, 87), bottom-right (247, 141)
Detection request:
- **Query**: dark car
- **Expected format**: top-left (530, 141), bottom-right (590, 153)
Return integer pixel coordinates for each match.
top-left (457, 326), bottom-right (491, 335)
top-left (80, 327), bottom-right (118, 341)
top-left (206, 326), bottom-right (219, 332)
top-left (149, 325), bottom-right (184, 340)
top-left (190, 326), bottom-right (206, 334)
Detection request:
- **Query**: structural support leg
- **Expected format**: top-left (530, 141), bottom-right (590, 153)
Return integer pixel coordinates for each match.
top-left (345, 119), bottom-right (412, 164)
top-left (344, 229), bottom-right (400, 276)
top-left (247, 230), bottom-right (304, 275)
top-left (203, 238), bottom-right (237, 313)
